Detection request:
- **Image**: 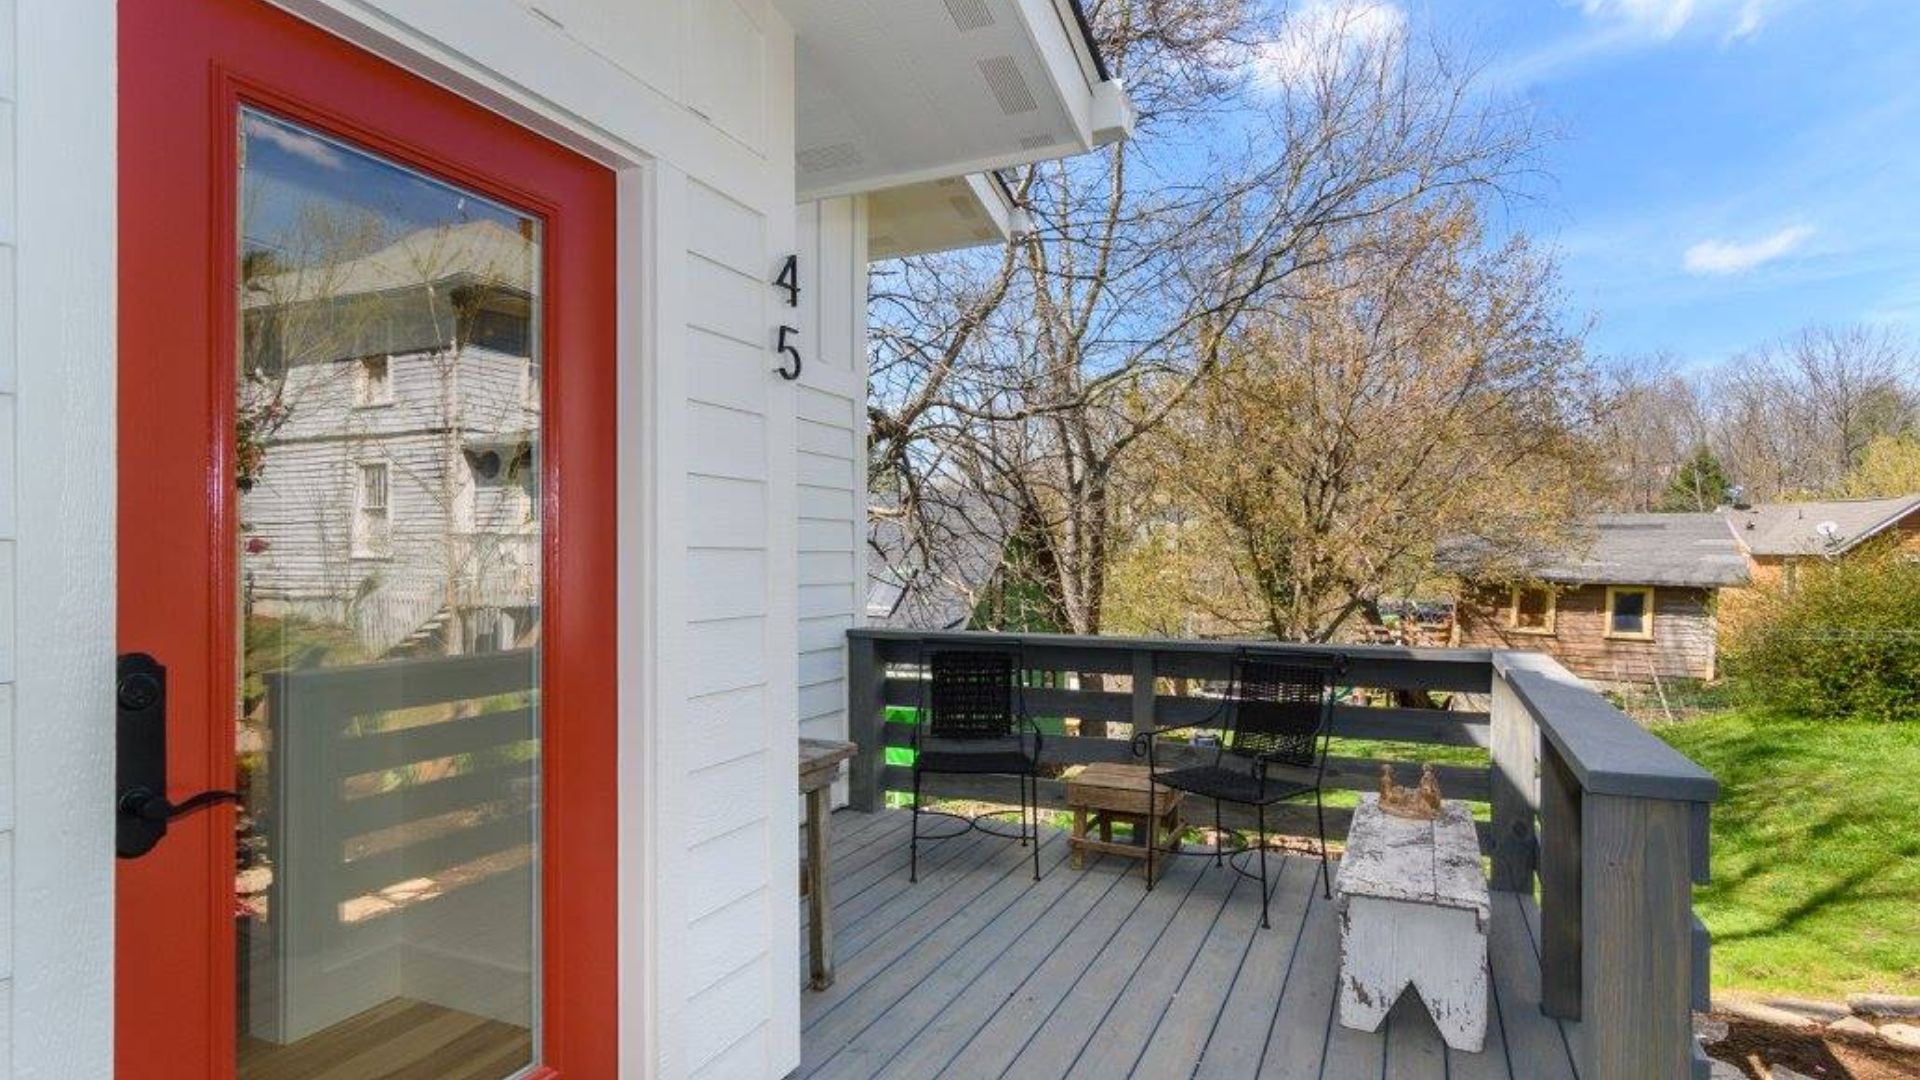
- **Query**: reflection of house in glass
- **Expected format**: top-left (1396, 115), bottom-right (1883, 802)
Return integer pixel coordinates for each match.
top-left (240, 219), bottom-right (542, 658)
top-left (234, 208), bottom-right (545, 1055)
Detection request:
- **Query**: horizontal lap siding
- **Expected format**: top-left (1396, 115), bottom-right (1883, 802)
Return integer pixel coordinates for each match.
top-left (0, 2), bottom-right (13, 1056)
top-left (1458, 584), bottom-right (1719, 684)
top-left (674, 173), bottom-right (787, 1078)
top-left (791, 199), bottom-right (867, 756)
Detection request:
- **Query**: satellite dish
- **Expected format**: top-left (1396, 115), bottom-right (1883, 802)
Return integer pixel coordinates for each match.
top-left (1815, 521), bottom-right (1842, 542)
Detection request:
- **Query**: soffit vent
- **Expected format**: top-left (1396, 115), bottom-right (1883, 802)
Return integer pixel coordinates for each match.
top-left (943, 0), bottom-right (995, 31)
top-left (978, 55), bottom-right (1039, 116)
top-left (798, 142), bottom-right (864, 174)
top-left (949, 196), bottom-right (983, 220)
top-left (1018, 134), bottom-right (1056, 151)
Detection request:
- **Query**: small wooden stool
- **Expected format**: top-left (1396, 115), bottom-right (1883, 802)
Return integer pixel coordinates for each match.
top-left (1065, 763), bottom-right (1183, 881)
top-left (1335, 794), bottom-right (1490, 1052)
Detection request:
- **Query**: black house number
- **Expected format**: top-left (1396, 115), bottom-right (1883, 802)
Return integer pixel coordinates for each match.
top-left (773, 254), bottom-right (802, 380)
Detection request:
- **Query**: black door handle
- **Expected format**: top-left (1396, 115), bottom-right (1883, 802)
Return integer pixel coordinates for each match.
top-left (117, 652), bottom-right (239, 858)
top-left (119, 786), bottom-right (241, 824)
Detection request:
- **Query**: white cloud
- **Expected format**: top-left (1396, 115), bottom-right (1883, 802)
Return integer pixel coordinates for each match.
top-left (1574, 0), bottom-right (1777, 41)
top-left (1252, 0), bottom-right (1406, 91)
top-left (1683, 225), bottom-right (1815, 275)
top-left (1579, 0), bottom-right (1696, 39)
top-left (1727, 0), bottom-right (1767, 41)
top-left (243, 114), bottom-right (347, 170)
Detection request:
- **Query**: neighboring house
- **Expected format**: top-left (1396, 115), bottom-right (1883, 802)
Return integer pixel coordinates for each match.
top-left (6, 2), bottom-right (1133, 1078)
top-left (865, 493), bottom-right (1009, 630)
top-left (1451, 514), bottom-right (1751, 686)
top-left (1726, 494), bottom-right (1920, 584)
top-left (241, 219), bottom-right (543, 657)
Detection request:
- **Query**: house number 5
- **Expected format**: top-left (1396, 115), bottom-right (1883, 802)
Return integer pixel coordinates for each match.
top-left (775, 325), bottom-right (802, 381)
top-left (773, 254), bottom-right (802, 380)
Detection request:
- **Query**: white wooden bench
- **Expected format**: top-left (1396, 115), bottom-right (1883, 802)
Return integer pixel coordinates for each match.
top-left (1335, 793), bottom-right (1491, 1052)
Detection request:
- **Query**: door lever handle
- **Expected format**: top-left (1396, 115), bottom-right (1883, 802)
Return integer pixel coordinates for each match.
top-left (119, 786), bottom-right (241, 824)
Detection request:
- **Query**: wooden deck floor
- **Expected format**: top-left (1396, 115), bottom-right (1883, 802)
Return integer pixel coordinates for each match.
top-left (798, 809), bottom-right (1579, 1080)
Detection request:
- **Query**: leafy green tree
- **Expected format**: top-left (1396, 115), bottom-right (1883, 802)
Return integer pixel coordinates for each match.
top-left (1841, 435), bottom-right (1920, 497)
top-left (1658, 444), bottom-right (1733, 511)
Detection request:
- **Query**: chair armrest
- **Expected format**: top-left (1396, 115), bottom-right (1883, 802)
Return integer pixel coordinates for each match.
top-left (1129, 719), bottom-right (1214, 758)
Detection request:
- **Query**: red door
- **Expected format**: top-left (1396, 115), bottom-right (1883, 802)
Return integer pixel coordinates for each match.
top-left (118, 2), bottom-right (616, 1076)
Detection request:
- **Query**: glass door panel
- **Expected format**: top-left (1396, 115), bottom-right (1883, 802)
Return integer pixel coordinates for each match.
top-left (234, 108), bottom-right (542, 1079)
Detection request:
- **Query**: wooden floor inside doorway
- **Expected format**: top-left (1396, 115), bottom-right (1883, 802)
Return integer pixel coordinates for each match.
top-left (237, 998), bottom-right (532, 1080)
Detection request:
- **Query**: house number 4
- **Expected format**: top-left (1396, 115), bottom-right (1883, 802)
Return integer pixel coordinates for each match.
top-left (774, 254), bottom-right (802, 381)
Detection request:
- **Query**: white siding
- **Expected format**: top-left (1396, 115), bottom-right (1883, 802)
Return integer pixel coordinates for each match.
top-left (12, 1), bottom-right (117, 1077)
top-left (790, 199), bottom-right (869, 788)
top-left (0, 10), bottom-right (16, 1066)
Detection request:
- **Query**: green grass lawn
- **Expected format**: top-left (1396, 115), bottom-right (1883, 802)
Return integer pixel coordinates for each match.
top-left (1654, 707), bottom-right (1920, 999)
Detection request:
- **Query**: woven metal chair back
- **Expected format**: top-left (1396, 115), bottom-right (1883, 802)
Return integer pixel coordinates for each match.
top-left (1224, 659), bottom-right (1333, 769)
top-left (927, 650), bottom-right (1019, 741)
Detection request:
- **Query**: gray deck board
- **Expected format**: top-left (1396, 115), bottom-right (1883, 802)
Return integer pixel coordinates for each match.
top-left (801, 809), bottom-right (1576, 1080)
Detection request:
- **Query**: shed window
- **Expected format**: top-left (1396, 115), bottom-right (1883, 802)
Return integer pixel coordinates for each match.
top-left (1605, 585), bottom-right (1655, 640)
top-left (1507, 586), bottom-right (1556, 634)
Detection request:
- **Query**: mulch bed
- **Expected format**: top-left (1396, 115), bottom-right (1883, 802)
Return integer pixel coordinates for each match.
top-left (1706, 1013), bottom-right (1920, 1079)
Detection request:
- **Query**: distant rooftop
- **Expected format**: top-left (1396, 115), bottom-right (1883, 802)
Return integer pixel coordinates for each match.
top-left (1727, 495), bottom-right (1920, 556)
top-left (866, 492), bottom-right (1007, 630)
top-left (1444, 513), bottom-right (1750, 589)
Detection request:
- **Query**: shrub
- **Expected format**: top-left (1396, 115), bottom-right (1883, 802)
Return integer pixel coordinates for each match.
top-left (1722, 540), bottom-right (1920, 722)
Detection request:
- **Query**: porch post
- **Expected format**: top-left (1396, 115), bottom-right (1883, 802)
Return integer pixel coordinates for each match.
top-left (1488, 668), bottom-right (1538, 892)
top-left (1573, 794), bottom-right (1697, 1079)
top-left (847, 633), bottom-right (885, 812)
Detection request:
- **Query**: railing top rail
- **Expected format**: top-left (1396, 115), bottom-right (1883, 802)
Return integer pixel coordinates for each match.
top-left (1494, 650), bottom-right (1719, 803)
top-left (847, 627), bottom-right (1492, 666)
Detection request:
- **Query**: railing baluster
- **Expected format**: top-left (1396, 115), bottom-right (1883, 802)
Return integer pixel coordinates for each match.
top-left (1538, 742), bottom-right (1582, 1019)
top-left (1130, 650), bottom-right (1156, 738)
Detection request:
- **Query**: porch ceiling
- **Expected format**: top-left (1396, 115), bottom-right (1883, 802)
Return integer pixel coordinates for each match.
top-left (779, 0), bottom-right (1133, 201)
top-left (867, 173), bottom-right (1024, 261)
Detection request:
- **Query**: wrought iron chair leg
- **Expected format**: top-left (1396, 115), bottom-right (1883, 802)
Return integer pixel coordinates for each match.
top-left (1316, 786), bottom-right (1331, 899)
top-left (1214, 799), bottom-right (1223, 868)
top-left (1257, 800), bottom-right (1271, 929)
top-left (1021, 772), bottom-right (1031, 847)
top-left (910, 766), bottom-right (922, 884)
top-left (1029, 770), bottom-right (1041, 881)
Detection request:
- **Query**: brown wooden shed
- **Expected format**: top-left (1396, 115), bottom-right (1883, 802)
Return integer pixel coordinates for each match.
top-left (1450, 514), bottom-right (1750, 687)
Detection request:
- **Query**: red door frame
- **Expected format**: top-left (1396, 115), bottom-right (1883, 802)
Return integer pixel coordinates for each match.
top-left (117, 2), bottom-right (618, 1076)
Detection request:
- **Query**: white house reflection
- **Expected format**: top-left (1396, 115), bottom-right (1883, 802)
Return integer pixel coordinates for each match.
top-left (234, 109), bottom-right (541, 1079)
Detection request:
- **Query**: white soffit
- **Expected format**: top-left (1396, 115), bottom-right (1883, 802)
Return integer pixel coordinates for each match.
top-left (867, 173), bottom-right (1025, 260)
top-left (779, 0), bottom-right (1134, 201)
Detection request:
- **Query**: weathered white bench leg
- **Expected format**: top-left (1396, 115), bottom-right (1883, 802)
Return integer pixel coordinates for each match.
top-left (1338, 895), bottom-right (1490, 1052)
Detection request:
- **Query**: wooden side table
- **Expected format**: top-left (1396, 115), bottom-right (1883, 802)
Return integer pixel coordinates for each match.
top-left (1065, 763), bottom-right (1183, 881)
top-left (800, 738), bottom-right (857, 991)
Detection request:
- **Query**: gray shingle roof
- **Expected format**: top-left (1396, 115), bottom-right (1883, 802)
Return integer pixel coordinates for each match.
top-left (866, 492), bottom-right (1007, 630)
top-left (1727, 495), bottom-right (1920, 556)
top-left (1446, 513), bottom-right (1750, 588)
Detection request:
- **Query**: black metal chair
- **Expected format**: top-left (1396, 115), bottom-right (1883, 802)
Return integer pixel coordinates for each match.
top-left (1134, 651), bottom-right (1345, 928)
top-left (910, 647), bottom-right (1044, 883)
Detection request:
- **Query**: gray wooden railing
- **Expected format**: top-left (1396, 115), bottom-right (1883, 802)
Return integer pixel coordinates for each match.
top-left (845, 628), bottom-right (1718, 1080)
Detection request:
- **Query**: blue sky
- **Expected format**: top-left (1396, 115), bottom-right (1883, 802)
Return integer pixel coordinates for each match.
top-left (1276, 0), bottom-right (1920, 368)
